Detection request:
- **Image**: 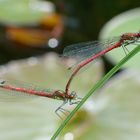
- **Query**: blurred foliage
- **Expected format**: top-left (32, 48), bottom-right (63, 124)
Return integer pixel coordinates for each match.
top-left (0, 0), bottom-right (140, 64)
top-left (55, 0), bottom-right (140, 44)
top-left (0, 0), bottom-right (50, 25)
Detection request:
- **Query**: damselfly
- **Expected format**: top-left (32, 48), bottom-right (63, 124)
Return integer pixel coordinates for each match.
top-left (63, 32), bottom-right (140, 95)
top-left (0, 79), bottom-right (81, 119)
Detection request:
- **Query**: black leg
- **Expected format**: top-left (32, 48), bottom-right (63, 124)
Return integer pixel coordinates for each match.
top-left (124, 46), bottom-right (130, 53)
top-left (55, 100), bottom-right (69, 119)
top-left (69, 97), bottom-right (82, 105)
top-left (122, 45), bottom-right (128, 56)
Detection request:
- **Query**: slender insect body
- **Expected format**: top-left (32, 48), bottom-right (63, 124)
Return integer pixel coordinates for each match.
top-left (63, 32), bottom-right (140, 95)
top-left (0, 80), bottom-right (76, 101)
top-left (0, 80), bottom-right (81, 118)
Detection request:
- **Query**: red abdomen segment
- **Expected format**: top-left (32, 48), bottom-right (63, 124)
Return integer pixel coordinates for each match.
top-left (0, 80), bottom-right (55, 101)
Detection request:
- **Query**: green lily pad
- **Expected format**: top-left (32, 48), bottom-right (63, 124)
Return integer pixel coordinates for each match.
top-left (99, 8), bottom-right (140, 70)
top-left (0, 0), bottom-right (54, 25)
top-left (0, 53), bottom-right (103, 140)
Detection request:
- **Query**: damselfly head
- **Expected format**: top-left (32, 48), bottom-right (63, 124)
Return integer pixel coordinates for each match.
top-left (121, 33), bottom-right (133, 40)
top-left (70, 91), bottom-right (82, 101)
top-left (0, 80), bottom-right (5, 85)
top-left (121, 33), bottom-right (140, 41)
top-left (70, 91), bottom-right (77, 99)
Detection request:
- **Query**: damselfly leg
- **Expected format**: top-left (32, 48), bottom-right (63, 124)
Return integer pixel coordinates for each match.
top-left (55, 100), bottom-right (70, 119)
top-left (55, 91), bottom-right (82, 119)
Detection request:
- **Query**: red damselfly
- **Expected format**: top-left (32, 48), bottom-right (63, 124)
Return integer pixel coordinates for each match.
top-left (63, 32), bottom-right (140, 95)
top-left (0, 79), bottom-right (81, 119)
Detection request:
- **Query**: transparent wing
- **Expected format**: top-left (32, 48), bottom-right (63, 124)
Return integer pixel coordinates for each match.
top-left (63, 41), bottom-right (102, 58)
top-left (0, 79), bottom-right (53, 102)
top-left (63, 36), bottom-right (120, 68)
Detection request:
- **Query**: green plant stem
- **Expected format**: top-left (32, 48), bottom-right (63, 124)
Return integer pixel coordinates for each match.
top-left (51, 46), bottom-right (140, 140)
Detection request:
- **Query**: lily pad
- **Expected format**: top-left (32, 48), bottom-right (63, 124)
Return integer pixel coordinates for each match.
top-left (0, 53), bottom-right (103, 140)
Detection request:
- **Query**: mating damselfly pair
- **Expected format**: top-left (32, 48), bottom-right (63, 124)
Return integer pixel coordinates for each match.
top-left (0, 32), bottom-right (140, 118)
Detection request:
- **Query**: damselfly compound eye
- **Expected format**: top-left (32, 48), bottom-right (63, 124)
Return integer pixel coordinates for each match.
top-left (70, 91), bottom-right (77, 98)
top-left (0, 80), bottom-right (5, 84)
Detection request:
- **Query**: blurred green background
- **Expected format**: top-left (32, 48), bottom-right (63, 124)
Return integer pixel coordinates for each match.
top-left (0, 0), bottom-right (140, 140)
